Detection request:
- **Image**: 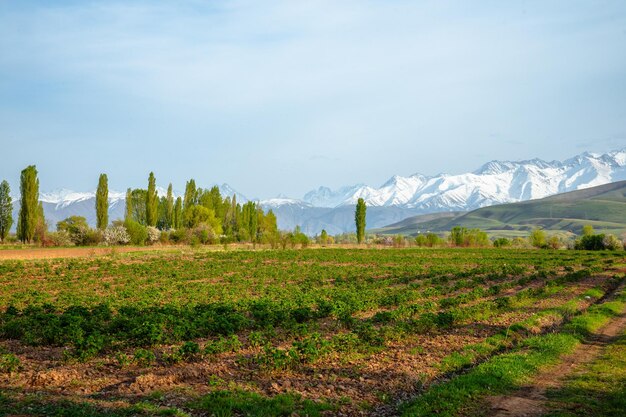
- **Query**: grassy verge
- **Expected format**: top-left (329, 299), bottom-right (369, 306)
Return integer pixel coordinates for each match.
top-left (0, 390), bottom-right (190, 417)
top-left (399, 288), bottom-right (626, 417)
top-left (0, 389), bottom-right (334, 417)
top-left (543, 331), bottom-right (626, 416)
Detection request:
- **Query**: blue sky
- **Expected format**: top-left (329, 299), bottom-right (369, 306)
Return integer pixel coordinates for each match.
top-left (1, 1), bottom-right (625, 199)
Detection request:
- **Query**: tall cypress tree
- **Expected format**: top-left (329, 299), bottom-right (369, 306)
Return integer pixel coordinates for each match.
top-left (355, 198), bottom-right (366, 244)
top-left (146, 172), bottom-right (158, 227)
top-left (96, 173), bottom-right (109, 230)
top-left (17, 165), bottom-right (39, 243)
top-left (165, 183), bottom-right (174, 229)
top-left (0, 180), bottom-right (13, 242)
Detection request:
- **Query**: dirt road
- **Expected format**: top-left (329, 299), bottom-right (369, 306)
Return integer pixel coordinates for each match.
top-left (486, 292), bottom-right (626, 417)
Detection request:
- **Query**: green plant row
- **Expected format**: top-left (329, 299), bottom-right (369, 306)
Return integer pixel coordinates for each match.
top-left (399, 287), bottom-right (626, 417)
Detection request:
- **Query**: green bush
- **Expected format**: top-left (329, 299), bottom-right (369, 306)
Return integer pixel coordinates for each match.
top-left (124, 220), bottom-right (148, 245)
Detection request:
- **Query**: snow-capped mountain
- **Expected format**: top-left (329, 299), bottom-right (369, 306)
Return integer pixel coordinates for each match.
top-left (301, 148), bottom-right (626, 211)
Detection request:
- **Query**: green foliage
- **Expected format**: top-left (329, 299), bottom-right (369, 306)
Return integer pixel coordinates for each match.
top-left (355, 198), bottom-right (366, 244)
top-left (173, 197), bottom-right (182, 229)
top-left (17, 165), bottom-right (39, 243)
top-left (125, 189), bottom-right (148, 225)
top-left (400, 288), bottom-right (626, 417)
top-left (133, 348), bottom-right (156, 366)
top-left (319, 229), bottom-right (329, 245)
top-left (0, 180), bottom-right (13, 242)
top-left (146, 172), bottom-right (158, 227)
top-left (574, 226), bottom-right (624, 251)
top-left (415, 233), bottom-right (444, 247)
top-left (124, 220), bottom-right (148, 245)
top-left (204, 335), bottom-right (242, 355)
top-left (195, 390), bottom-right (333, 417)
top-left (575, 234), bottom-right (606, 250)
top-left (582, 224), bottom-right (595, 237)
top-left (56, 216), bottom-right (102, 246)
top-left (183, 179), bottom-right (197, 213)
top-left (602, 234), bottom-right (623, 250)
top-left (529, 228), bottom-right (547, 248)
top-left (96, 173), bottom-right (108, 230)
top-left (165, 183), bottom-right (174, 230)
top-left (493, 237), bottom-right (511, 248)
top-left (0, 353), bottom-right (20, 373)
top-left (449, 227), bottom-right (490, 247)
top-left (57, 215), bottom-right (88, 235)
top-left (545, 328), bottom-right (626, 416)
top-left (124, 188), bottom-right (132, 221)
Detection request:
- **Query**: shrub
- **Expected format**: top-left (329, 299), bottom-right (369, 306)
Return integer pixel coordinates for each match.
top-left (493, 238), bottom-right (510, 248)
top-left (547, 236), bottom-right (562, 250)
top-left (168, 228), bottom-right (189, 244)
top-left (178, 341), bottom-right (200, 360)
top-left (529, 229), bottom-right (547, 248)
top-left (602, 234), bottom-right (623, 251)
top-left (124, 220), bottom-right (148, 245)
top-left (48, 230), bottom-right (73, 247)
top-left (193, 224), bottom-right (218, 244)
top-left (146, 226), bottom-right (161, 245)
top-left (575, 234), bottom-right (605, 251)
top-left (133, 348), bottom-right (156, 366)
top-left (103, 226), bottom-right (130, 245)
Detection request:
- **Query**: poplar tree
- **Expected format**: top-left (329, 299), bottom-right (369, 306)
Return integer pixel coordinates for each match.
top-left (0, 180), bottom-right (13, 242)
top-left (17, 165), bottom-right (39, 243)
top-left (146, 172), bottom-right (158, 227)
top-left (165, 183), bottom-right (174, 229)
top-left (183, 179), bottom-right (196, 212)
top-left (125, 188), bottom-right (132, 221)
top-left (173, 197), bottom-right (182, 229)
top-left (95, 173), bottom-right (108, 229)
top-left (355, 198), bottom-right (366, 244)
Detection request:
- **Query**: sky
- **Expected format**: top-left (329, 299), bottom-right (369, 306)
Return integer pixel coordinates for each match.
top-left (1, 0), bottom-right (626, 199)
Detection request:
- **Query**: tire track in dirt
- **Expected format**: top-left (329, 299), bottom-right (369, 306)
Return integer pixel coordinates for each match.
top-left (486, 284), bottom-right (626, 417)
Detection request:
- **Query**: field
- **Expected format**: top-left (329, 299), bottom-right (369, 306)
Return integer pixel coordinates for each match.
top-left (0, 247), bottom-right (625, 416)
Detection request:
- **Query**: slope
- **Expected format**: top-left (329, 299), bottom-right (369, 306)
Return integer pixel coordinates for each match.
top-left (377, 181), bottom-right (626, 236)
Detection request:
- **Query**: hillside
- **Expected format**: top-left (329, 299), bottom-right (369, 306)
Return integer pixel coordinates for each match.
top-left (376, 180), bottom-right (626, 237)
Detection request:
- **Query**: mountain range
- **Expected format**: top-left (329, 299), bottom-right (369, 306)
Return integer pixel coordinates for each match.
top-left (13, 148), bottom-right (626, 235)
top-left (375, 180), bottom-right (626, 237)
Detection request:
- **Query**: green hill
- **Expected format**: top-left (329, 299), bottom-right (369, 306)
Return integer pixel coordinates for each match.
top-left (375, 181), bottom-right (626, 237)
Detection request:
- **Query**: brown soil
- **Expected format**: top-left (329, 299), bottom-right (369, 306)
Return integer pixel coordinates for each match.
top-left (0, 246), bottom-right (179, 260)
top-left (485, 288), bottom-right (626, 417)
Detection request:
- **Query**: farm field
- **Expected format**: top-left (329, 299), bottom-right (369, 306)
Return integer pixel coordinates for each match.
top-left (0, 248), bottom-right (625, 416)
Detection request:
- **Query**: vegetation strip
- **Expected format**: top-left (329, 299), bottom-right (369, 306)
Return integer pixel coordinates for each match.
top-left (398, 283), bottom-right (626, 417)
top-left (543, 329), bottom-right (626, 416)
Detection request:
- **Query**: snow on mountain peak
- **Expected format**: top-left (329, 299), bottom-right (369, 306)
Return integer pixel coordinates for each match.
top-left (301, 148), bottom-right (626, 210)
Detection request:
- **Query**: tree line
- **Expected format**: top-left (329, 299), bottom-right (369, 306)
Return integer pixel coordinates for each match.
top-left (0, 166), bottom-right (285, 246)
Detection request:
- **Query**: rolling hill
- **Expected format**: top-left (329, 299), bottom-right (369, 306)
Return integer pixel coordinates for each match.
top-left (375, 180), bottom-right (626, 237)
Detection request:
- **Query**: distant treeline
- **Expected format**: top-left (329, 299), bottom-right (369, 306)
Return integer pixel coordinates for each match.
top-left (0, 166), bottom-right (624, 251)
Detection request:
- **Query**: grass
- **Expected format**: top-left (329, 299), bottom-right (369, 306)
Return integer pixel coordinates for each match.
top-left (192, 390), bottom-right (334, 417)
top-left (0, 390), bottom-right (191, 417)
top-left (399, 289), bottom-right (626, 417)
top-left (543, 333), bottom-right (626, 416)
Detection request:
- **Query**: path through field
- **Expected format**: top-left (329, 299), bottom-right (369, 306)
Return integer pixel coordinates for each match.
top-left (486, 286), bottom-right (626, 417)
